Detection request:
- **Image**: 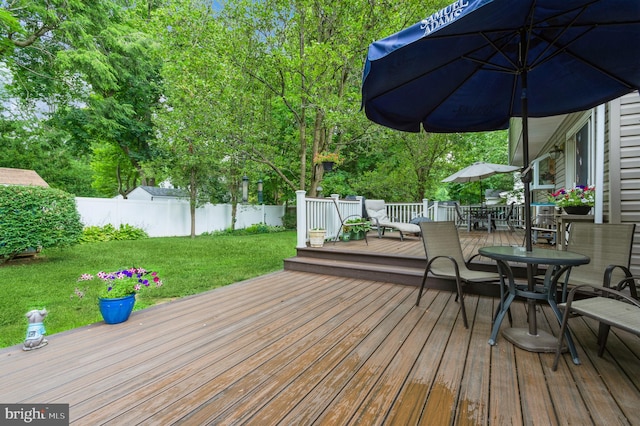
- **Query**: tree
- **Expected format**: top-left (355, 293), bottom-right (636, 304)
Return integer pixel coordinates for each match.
top-left (218, 0), bottom-right (424, 197)
top-left (1, 0), bottom-right (164, 197)
top-left (150, 0), bottom-right (231, 236)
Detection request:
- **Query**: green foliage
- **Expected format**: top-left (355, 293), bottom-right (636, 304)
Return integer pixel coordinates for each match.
top-left (0, 115), bottom-right (97, 196)
top-left (202, 224), bottom-right (286, 236)
top-left (0, 186), bottom-right (83, 261)
top-left (1, 0), bottom-right (514, 207)
top-left (342, 219), bottom-right (371, 234)
top-left (0, 232), bottom-right (297, 348)
top-left (81, 224), bottom-right (149, 243)
top-left (281, 208), bottom-right (297, 229)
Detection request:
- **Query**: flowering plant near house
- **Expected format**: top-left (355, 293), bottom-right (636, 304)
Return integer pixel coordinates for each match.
top-left (313, 151), bottom-right (342, 165)
top-left (548, 185), bottom-right (595, 207)
top-left (73, 267), bottom-right (163, 299)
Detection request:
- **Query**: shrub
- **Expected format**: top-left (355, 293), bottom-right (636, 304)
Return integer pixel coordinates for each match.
top-left (281, 207), bottom-right (297, 229)
top-left (201, 224), bottom-right (286, 236)
top-left (0, 185), bottom-right (83, 261)
top-left (81, 224), bottom-right (149, 243)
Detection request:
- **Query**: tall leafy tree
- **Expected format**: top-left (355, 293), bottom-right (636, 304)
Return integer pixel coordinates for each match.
top-left (1, 0), bottom-right (164, 197)
top-left (218, 0), bottom-right (425, 197)
top-left (150, 0), bottom-right (231, 236)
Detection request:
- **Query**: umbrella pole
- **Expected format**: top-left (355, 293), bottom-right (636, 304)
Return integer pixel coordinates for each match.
top-left (521, 68), bottom-right (539, 338)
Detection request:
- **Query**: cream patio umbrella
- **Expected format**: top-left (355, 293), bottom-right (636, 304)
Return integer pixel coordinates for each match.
top-left (442, 161), bottom-right (519, 203)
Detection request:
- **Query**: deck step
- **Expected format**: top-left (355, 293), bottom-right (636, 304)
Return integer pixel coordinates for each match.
top-left (284, 256), bottom-right (424, 287)
top-left (294, 246), bottom-right (426, 269)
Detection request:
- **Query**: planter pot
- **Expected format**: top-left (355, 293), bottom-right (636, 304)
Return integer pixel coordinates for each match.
top-left (563, 206), bottom-right (592, 215)
top-left (322, 161), bottom-right (334, 171)
top-left (341, 232), bottom-right (351, 242)
top-left (99, 294), bottom-right (136, 324)
top-left (350, 230), bottom-right (365, 240)
top-left (309, 229), bottom-right (326, 247)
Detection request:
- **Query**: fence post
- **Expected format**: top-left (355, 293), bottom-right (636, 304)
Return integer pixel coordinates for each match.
top-left (296, 190), bottom-right (307, 248)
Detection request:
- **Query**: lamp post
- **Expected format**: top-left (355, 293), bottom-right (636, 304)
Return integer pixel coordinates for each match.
top-left (242, 175), bottom-right (249, 203)
top-left (257, 179), bottom-right (263, 204)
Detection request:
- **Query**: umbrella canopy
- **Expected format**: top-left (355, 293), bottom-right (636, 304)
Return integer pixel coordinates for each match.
top-left (361, 0), bottom-right (640, 251)
top-left (443, 161), bottom-right (519, 204)
top-left (442, 162), bottom-right (519, 183)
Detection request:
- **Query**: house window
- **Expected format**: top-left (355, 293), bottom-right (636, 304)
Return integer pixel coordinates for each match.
top-left (531, 153), bottom-right (555, 190)
top-left (565, 115), bottom-right (592, 187)
top-left (575, 122), bottom-right (590, 186)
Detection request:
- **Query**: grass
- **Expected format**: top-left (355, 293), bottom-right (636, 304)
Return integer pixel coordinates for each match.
top-left (0, 231), bottom-right (297, 349)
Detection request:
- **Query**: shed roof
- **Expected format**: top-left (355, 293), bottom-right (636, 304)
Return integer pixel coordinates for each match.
top-left (0, 168), bottom-right (49, 187)
top-left (138, 186), bottom-right (188, 198)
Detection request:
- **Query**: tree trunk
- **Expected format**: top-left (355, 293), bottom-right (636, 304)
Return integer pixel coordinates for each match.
top-left (189, 167), bottom-right (197, 238)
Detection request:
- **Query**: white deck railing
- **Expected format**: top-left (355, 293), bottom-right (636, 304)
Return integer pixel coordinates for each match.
top-left (295, 190), bottom-right (526, 248)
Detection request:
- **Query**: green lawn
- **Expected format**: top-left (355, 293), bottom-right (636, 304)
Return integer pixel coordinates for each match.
top-left (0, 232), bottom-right (297, 348)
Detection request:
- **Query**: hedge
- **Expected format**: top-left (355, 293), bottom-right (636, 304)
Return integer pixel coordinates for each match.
top-left (0, 185), bottom-right (83, 261)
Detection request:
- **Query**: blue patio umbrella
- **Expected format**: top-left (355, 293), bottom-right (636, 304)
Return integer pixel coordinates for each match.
top-left (362, 0), bottom-right (640, 251)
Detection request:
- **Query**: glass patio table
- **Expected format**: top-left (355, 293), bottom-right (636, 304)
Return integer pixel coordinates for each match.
top-left (479, 246), bottom-right (590, 363)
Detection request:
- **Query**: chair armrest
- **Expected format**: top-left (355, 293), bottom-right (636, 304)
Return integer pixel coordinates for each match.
top-left (614, 274), bottom-right (639, 299)
top-left (427, 255), bottom-right (461, 278)
top-left (564, 284), bottom-right (640, 308)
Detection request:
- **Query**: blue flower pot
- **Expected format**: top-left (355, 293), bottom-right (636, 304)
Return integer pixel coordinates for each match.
top-left (99, 294), bottom-right (136, 324)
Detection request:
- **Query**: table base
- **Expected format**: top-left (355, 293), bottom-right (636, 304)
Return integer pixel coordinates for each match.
top-left (502, 328), bottom-right (566, 353)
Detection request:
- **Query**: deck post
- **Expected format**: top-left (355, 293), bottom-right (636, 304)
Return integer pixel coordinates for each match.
top-left (422, 199), bottom-right (429, 220)
top-left (433, 200), bottom-right (440, 221)
top-left (296, 190), bottom-right (307, 248)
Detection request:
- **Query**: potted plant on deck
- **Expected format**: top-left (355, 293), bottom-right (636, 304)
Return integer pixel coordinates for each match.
top-left (342, 218), bottom-right (371, 241)
top-left (73, 267), bottom-right (164, 324)
top-left (308, 228), bottom-right (326, 247)
top-left (548, 185), bottom-right (595, 214)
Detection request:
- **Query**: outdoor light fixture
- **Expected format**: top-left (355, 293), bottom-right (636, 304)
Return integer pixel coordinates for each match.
top-left (242, 175), bottom-right (249, 203)
top-left (550, 144), bottom-right (564, 160)
top-left (257, 179), bottom-right (263, 204)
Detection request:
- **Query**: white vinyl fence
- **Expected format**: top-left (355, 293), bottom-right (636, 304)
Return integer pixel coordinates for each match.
top-left (75, 197), bottom-right (285, 237)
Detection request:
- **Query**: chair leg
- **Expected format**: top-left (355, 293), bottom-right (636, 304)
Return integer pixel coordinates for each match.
top-left (454, 277), bottom-right (468, 329)
top-left (597, 323), bottom-right (611, 357)
top-left (553, 306), bottom-right (571, 371)
top-left (548, 298), bottom-right (580, 365)
top-left (416, 271), bottom-right (428, 306)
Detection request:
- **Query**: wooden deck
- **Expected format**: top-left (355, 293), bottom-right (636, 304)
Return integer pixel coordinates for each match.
top-left (1, 230), bottom-right (639, 425)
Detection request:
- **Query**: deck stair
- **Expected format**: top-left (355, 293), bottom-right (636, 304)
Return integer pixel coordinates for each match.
top-left (285, 247), bottom-right (426, 287)
top-left (284, 245), bottom-right (506, 297)
top-left (284, 229), bottom-right (537, 296)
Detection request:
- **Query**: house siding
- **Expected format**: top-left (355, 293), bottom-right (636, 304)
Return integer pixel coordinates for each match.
top-left (617, 92), bottom-right (640, 273)
top-left (528, 92), bottom-right (640, 275)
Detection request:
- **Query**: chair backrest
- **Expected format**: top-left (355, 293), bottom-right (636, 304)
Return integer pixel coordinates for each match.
top-left (505, 202), bottom-right (516, 219)
top-left (364, 199), bottom-right (390, 222)
top-left (566, 222), bottom-right (636, 287)
top-left (419, 221), bottom-right (468, 276)
top-left (454, 202), bottom-right (466, 222)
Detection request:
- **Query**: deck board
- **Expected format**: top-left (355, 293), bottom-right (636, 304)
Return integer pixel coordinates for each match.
top-left (1, 253), bottom-right (639, 425)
